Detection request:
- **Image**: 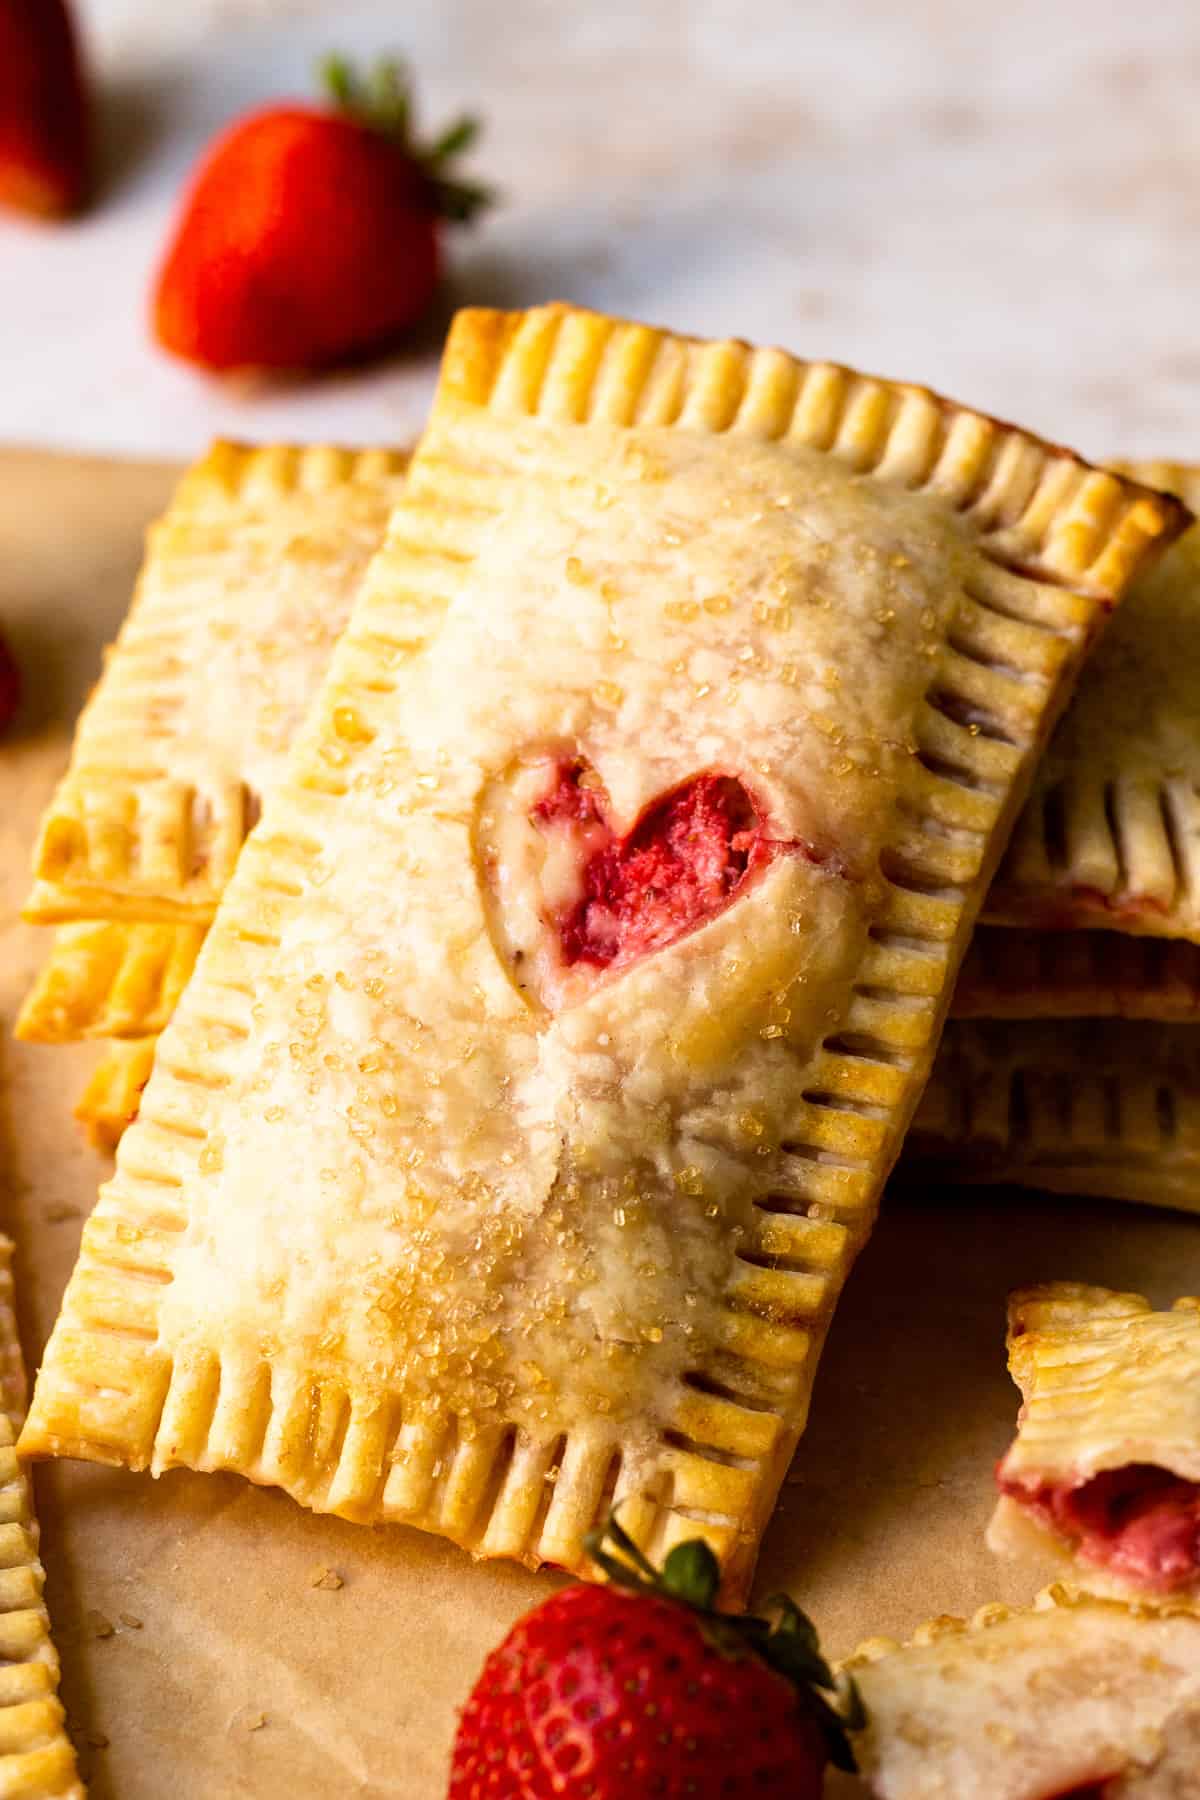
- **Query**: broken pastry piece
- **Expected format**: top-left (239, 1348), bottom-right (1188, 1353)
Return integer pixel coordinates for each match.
top-left (845, 1585), bottom-right (1200, 1799)
top-left (24, 440), bottom-right (410, 927)
top-left (20, 305), bottom-right (1186, 1600)
top-left (905, 1018), bottom-right (1200, 1213)
top-left (992, 1284), bottom-right (1200, 1600)
top-left (0, 1239), bottom-right (83, 1798)
top-left (987, 461), bottom-right (1200, 941)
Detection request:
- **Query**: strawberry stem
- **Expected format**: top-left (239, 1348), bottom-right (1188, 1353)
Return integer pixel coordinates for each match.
top-left (583, 1513), bottom-right (864, 1773)
top-left (317, 53), bottom-right (493, 224)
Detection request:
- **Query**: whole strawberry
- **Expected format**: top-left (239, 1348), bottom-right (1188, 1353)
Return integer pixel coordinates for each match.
top-left (0, 629), bottom-right (19, 735)
top-left (152, 57), bottom-right (490, 372)
top-left (448, 1519), bottom-right (862, 1799)
top-left (0, 0), bottom-right (90, 218)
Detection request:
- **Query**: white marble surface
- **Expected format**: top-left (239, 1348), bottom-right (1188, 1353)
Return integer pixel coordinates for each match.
top-left (3, 0), bottom-right (1200, 461)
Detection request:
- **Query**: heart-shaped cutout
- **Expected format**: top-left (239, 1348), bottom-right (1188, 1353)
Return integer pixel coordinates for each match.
top-left (477, 752), bottom-right (821, 1011)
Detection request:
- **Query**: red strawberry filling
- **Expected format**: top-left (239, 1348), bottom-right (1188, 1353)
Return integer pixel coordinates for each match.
top-left (1032, 886), bottom-right (1171, 927)
top-left (999, 1463), bottom-right (1200, 1593)
top-left (531, 760), bottom-right (828, 970)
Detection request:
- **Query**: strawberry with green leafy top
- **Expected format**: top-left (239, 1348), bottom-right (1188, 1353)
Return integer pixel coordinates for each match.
top-left (448, 1517), bottom-right (862, 1798)
top-left (153, 57), bottom-right (490, 372)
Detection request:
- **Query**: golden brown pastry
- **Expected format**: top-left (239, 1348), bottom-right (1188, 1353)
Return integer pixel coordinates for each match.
top-left (19, 304), bottom-right (1186, 1600)
top-left (905, 1018), bottom-right (1200, 1212)
top-left (987, 462), bottom-right (1200, 941)
top-left (24, 441), bottom-right (409, 926)
top-left (0, 1239), bottom-right (83, 1798)
top-left (16, 922), bottom-right (204, 1042)
top-left (845, 1585), bottom-right (1200, 1799)
top-left (17, 442), bottom-right (409, 1152)
top-left (952, 925), bottom-right (1200, 1020)
top-left (73, 1038), bottom-right (158, 1155)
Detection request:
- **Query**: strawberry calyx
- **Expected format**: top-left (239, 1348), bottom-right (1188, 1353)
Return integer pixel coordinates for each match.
top-left (319, 54), bottom-right (492, 223)
top-left (584, 1515), bottom-right (865, 1773)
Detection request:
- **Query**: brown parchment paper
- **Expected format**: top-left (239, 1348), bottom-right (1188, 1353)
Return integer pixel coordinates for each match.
top-left (3, 447), bottom-right (1200, 1798)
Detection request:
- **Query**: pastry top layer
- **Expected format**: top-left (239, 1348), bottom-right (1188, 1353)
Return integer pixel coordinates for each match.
top-left (1000, 1283), bottom-right (1200, 1486)
top-left (27, 441), bottom-right (410, 922)
top-left (163, 421), bottom-right (960, 1426)
top-left (845, 1584), bottom-right (1200, 1800)
top-left (989, 460), bottom-right (1200, 939)
top-left (21, 305), bottom-right (1184, 1592)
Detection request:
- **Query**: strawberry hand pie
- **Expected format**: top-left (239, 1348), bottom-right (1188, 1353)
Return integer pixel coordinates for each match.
top-left (21, 306), bottom-right (1186, 1603)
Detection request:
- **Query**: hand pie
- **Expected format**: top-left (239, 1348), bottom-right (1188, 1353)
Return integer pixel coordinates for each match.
top-left (16, 921), bottom-right (205, 1042)
top-left (24, 440), bottom-right (409, 927)
top-left (844, 1585), bottom-right (1200, 1799)
top-left (0, 1240), bottom-right (83, 1799)
top-left (74, 1038), bottom-right (157, 1155)
top-left (953, 926), bottom-right (1200, 1019)
top-left (906, 1019), bottom-right (1200, 1212)
top-left (991, 1283), bottom-right (1200, 1600)
top-left (987, 461), bottom-right (1200, 941)
top-left (19, 304), bottom-right (1186, 1599)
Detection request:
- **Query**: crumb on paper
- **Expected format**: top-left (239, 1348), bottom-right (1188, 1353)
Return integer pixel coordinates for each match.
top-left (85, 1609), bottom-right (114, 1639)
top-left (310, 1565), bottom-right (344, 1590)
top-left (44, 1203), bottom-right (80, 1223)
top-left (86, 1732), bottom-right (109, 1750)
top-left (247, 1712), bottom-right (267, 1732)
top-left (118, 1612), bottom-right (143, 1630)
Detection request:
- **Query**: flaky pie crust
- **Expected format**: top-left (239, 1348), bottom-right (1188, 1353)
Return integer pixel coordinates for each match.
top-left (74, 1040), bottom-right (158, 1157)
top-left (24, 442), bottom-right (409, 927)
top-left (989, 1283), bottom-right (1200, 1599)
top-left (844, 1583), bottom-right (1200, 1799)
top-left (0, 1240), bottom-right (83, 1798)
top-left (987, 461), bottom-right (1200, 942)
top-left (16, 924), bottom-right (205, 1044)
top-left (952, 925), bottom-right (1200, 1020)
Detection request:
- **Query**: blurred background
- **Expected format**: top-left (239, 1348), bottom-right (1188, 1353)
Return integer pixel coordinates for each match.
top-left (4, 0), bottom-right (1200, 460)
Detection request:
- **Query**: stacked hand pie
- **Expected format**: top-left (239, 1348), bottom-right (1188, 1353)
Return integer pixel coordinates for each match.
top-left (15, 442), bottom-right (410, 1145)
top-left (9, 305), bottom-right (1200, 1793)
top-left (909, 464), bottom-right (1200, 1209)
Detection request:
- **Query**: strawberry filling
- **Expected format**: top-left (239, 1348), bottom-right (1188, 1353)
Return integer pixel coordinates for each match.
top-left (999, 1463), bottom-right (1200, 1593)
top-left (531, 760), bottom-right (828, 970)
top-left (1025, 885), bottom-right (1171, 928)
